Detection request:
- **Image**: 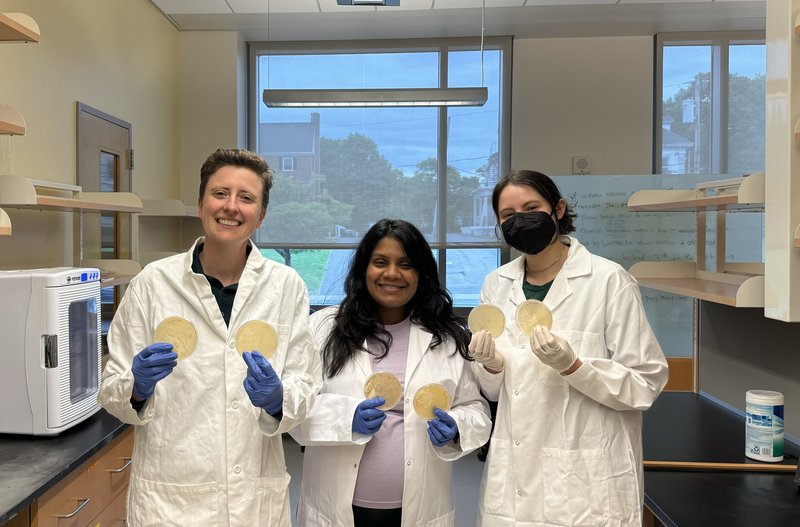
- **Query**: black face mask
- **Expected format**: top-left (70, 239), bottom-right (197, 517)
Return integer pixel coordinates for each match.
top-left (501, 211), bottom-right (557, 255)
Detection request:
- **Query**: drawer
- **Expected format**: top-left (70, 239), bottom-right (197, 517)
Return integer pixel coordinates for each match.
top-left (86, 485), bottom-right (127, 527)
top-left (31, 428), bottom-right (132, 527)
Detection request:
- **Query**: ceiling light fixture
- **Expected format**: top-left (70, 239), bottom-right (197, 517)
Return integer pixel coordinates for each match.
top-left (337, 0), bottom-right (400, 5)
top-left (263, 1), bottom-right (488, 108)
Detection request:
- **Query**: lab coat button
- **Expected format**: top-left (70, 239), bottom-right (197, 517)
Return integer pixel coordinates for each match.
top-left (515, 440), bottom-right (520, 446)
top-left (147, 410), bottom-right (154, 418)
top-left (233, 465), bottom-right (241, 474)
top-left (232, 401), bottom-right (239, 409)
top-left (514, 390), bottom-right (519, 395)
top-left (406, 460), bottom-right (412, 466)
top-left (405, 398), bottom-right (410, 403)
top-left (518, 491), bottom-right (523, 496)
top-left (229, 342), bottom-right (235, 349)
top-left (353, 463), bottom-right (358, 468)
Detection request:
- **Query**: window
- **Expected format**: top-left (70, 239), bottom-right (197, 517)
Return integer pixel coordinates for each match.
top-left (249, 38), bottom-right (511, 308)
top-left (281, 156), bottom-right (294, 172)
top-left (656, 32), bottom-right (765, 175)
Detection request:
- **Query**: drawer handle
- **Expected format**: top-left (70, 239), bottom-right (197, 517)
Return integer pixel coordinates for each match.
top-left (56, 497), bottom-right (90, 518)
top-left (106, 457), bottom-right (132, 473)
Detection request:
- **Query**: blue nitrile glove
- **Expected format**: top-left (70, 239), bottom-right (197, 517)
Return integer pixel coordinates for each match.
top-left (352, 397), bottom-right (387, 435)
top-left (242, 351), bottom-right (284, 415)
top-left (427, 408), bottom-right (459, 447)
top-left (131, 343), bottom-right (178, 401)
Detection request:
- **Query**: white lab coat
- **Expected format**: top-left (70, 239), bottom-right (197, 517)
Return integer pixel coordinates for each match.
top-left (290, 306), bottom-right (492, 527)
top-left (474, 236), bottom-right (668, 527)
top-left (100, 238), bottom-right (322, 527)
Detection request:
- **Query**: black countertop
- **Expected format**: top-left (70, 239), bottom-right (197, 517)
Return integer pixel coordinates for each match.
top-left (643, 392), bottom-right (800, 527)
top-left (0, 409), bottom-right (128, 524)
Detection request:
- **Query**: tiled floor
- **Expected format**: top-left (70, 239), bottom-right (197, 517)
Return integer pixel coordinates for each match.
top-left (283, 435), bottom-right (484, 526)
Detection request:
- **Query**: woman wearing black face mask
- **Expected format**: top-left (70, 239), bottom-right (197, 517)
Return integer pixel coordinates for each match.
top-left (469, 170), bottom-right (668, 527)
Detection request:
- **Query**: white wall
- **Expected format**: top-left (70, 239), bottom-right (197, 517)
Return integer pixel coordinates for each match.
top-left (0, 0), bottom-right (179, 268)
top-left (511, 36), bottom-right (653, 175)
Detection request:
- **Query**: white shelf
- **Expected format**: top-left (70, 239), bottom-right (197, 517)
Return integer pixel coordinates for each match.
top-left (627, 173), bottom-right (764, 212)
top-left (630, 261), bottom-right (764, 308)
top-left (0, 104), bottom-right (25, 135)
top-left (0, 208), bottom-right (9, 235)
top-left (795, 225), bottom-right (800, 248)
top-left (0, 13), bottom-right (39, 43)
top-left (0, 174), bottom-right (143, 213)
top-left (82, 258), bottom-right (141, 288)
top-left (795, 119), bottom-right (800, 143)
top-left (141, 199), bottom-right (197, 217)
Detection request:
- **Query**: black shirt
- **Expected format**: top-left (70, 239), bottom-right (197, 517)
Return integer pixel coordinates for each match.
top-left (191, 242), bottom-right (251, 326)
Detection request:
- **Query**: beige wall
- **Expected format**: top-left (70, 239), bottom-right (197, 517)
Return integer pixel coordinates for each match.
top-left (511, 36), bottom-right (653, 175)
top-left (178, 31), bottom-right (243, 207)
top-left (0, 0), bottom-right (179, 268)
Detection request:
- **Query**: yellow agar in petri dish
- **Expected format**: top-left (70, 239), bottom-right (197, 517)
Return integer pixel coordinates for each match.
top-left (363, 371), bottom-right (404, 410)
top-left (467, 304), bottom-right (506, 339)
top-left (154, 316), bottom-right (197, 361)
top-left (235, 320), bottom-right (279, 359)
top-left (515, 299), bottom-right (553, 335)
top-left (412, 383), bottom-right (452, 420)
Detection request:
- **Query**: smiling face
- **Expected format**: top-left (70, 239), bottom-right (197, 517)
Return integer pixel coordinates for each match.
top-left (197, 165), bottom-right (266, 249)
top-left (365, 236), bottom-right (419, 325)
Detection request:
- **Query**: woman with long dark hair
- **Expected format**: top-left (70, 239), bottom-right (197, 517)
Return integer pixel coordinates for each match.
top-left (291, 218), bottom-right (491, 527)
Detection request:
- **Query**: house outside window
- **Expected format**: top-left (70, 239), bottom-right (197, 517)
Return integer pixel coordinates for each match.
top-left (249, 38), bottom-right (512, 308)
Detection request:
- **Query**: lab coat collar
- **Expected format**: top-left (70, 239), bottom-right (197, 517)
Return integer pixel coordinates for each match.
top-left (497, 236), bottom-right (592, 312)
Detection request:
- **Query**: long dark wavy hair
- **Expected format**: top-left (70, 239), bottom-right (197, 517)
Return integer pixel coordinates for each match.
top-left (322, 219), bottom-right (472, 378)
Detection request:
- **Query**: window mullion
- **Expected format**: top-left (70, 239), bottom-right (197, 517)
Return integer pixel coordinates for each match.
top-left (711, 40), bottom-right (729, 174)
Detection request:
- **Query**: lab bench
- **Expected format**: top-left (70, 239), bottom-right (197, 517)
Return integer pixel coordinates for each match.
top-left (643, 392), bottom-right (800, 527)
top-left (0, 409), bottom-right (130, 526)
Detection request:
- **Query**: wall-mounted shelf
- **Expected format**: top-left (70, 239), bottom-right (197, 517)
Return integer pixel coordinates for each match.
top-left (627, 172), bottom-right (764, 212)
top-left (141, 199), bottom-right (197, 217)
top-left (795, 225), bottom-right (800, 248)
top-left (0, 104), bottom-right (25, 135)
top-left (627, 175), bottom-right (765, 307)
top-left (629, 261), bottom-right (764, 308)
top-left (82, 258), bottom-right (141, 288)
top-left (0, 175), bottom-right (143, 213)
top-left (0, 208), bottom-right (10, 236)
top-left (0, 13), bottom-right (40, 43)
top-left (795, 12), bottom-right (800, 37)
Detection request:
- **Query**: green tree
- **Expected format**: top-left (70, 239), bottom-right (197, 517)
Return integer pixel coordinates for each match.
top-left (320, 133), bottom-right (403, 232)
top-left (662, 72), bottom-right (764, 174)
top-left (400, 158), bottom-right (480, 234)
top-left (260, 174), bottom-right (352, 265)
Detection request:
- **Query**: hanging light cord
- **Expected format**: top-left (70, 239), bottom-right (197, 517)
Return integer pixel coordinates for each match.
top-left (480, 0), bottom-right (485, 87)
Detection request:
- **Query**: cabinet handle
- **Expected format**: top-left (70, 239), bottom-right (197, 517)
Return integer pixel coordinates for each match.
top-left (56, 497), bottom-right (90, 518)
top-left (106, 457), bottom-right (132, 473)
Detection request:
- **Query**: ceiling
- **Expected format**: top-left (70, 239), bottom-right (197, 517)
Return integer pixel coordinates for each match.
top-left (149, 0), bottom-right (765, 40)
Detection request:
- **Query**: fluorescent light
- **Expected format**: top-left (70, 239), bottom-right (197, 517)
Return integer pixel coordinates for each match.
top-left (263, 87), bottom-right (488, 108)
top-left (337, 0), bottom-right (400, 5)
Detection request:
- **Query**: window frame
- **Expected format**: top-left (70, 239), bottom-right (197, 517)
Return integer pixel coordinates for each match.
top-left (654, 31), bottom-right (765, 174)
top-left (281, 156), bottom-right (294, 172)
top-left (247, 37), bottom-right (513, 311)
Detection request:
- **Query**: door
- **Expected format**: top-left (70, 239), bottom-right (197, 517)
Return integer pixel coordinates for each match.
top-left (76, 103), bottom-right (133, 350)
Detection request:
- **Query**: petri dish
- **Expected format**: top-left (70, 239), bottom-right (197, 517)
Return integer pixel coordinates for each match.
top-left (412, 383), bottom-right (452, 420)
top-left (154, 316), bottom-right (197, 361)
top-left (515, 299), bottom-right (553, 335)
top-left (363, 372), bottom-right (403, 410)
top-left (235, 320), bottom-right (279, 359)
top-left (467, 304), bottom-right (506, 339)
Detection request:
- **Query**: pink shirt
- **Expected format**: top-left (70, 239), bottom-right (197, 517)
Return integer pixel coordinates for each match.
top-left (352, 317), bottom-right (411, 509)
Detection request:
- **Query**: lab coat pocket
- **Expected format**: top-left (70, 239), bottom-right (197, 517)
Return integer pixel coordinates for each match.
top-left (255, 473), bottom-right (291, 527)
top-left (128, 475), bottom-right (220, 526)
top-left (540, 447), bottom-right (610, 526)
top-left (424, 509), bottom-right (454, 527)
top-left (482, 438), bottom-right (509, 511)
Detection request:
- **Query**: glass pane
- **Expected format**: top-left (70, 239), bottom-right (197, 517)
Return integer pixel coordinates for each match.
top-left (446, 248), bottom-right (500, 308)
top-left (661, 45), bottom-right (711, 174)
top-left (261, 248), bottom-right (352, 306)
top-left (99, 151), bottom-right (117, 258)
top-left (728, 44), bottom-right (766, 175)
top-left (69, 297), bottom-right (98, 403)
top-left (447, 49), bottom-right (502, 244)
